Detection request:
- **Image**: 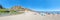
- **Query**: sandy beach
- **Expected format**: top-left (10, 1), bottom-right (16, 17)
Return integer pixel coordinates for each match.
top-left (0, 13), bottom-right (60, 20)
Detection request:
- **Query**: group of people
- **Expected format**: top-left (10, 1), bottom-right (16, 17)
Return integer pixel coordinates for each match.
top-left (38, 12), bottom-right (60, 16)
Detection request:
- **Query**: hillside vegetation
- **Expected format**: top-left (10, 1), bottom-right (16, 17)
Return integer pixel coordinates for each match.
top-left (0, 5), bottom-right (30, 16)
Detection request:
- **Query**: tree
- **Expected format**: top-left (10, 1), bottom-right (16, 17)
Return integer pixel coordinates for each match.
top-left (0, 5), bottom-right (5, 9)
top-left (0, 5), bottom-right (3, 9)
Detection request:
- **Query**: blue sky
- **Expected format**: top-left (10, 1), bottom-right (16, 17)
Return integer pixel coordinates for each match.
top-left (0, 0), bottom-right (60, 11)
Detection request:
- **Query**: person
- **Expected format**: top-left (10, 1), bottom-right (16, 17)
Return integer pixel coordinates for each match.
top-left (40, 13), bottom-right (46, 16)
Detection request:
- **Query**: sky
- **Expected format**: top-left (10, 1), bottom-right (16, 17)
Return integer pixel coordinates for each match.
top-left (0, 0), bottom-right (60, 11)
